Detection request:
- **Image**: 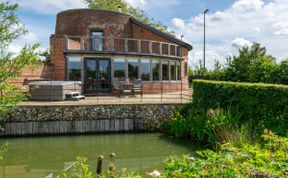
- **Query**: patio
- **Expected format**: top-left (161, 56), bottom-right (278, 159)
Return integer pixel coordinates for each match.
top-left (20, 90), bottom-right (191, 106)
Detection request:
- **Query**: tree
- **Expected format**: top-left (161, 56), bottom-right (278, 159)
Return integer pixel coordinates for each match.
top-left (84, 0), bottom-right (174, 36)
top-left (224, 43), bottom-right (276, 82)
top-left (190, 43), bottom-right (286, 85)
top-left (276, 60), bottom-right (288, 85)
top-left (39, 49), bottom-right (51, 64)
top-left (0, 2), bottom-right (39, 117)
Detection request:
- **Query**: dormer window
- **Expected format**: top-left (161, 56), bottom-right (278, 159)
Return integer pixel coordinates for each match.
top-left (91, 29), bottom-right (103, 51)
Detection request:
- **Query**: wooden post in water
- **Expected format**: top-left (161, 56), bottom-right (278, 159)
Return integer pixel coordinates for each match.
top-left (96, 155), bottom-right (104, 175)
top-left (109, 153), bottom-right (116, 176)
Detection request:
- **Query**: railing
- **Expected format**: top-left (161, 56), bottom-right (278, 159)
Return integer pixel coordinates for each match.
top-left (65, 36), bottom-right (182, 57)
top-left (9, 70), bottom-right (191, 104)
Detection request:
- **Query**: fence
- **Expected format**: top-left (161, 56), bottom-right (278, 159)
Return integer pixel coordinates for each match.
top-left (19, 82), bottom-right (191, 105)
top-left (65, 36), bottom-right (182, 58)
top-left (7, 66), bottom-right (191, 105)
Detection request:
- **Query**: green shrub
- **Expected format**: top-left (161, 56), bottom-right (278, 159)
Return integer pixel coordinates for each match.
top-left (168, 107), bottom-right (242, 149)
top-left (162, 130), bottom-right (288, 177)
top-left (193, 80), bottom-right (288, 136)
top-left (170, 110), bottom-right (191, 138)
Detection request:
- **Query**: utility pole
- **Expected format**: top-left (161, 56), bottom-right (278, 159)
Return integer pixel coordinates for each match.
top-left (203, 9), bottom-right (209, 69)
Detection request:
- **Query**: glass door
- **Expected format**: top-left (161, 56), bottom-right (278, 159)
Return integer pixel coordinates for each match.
top-left (85, 59), bottom-right (97, 93)
top-left (84, 58), bottom-right (111, 94)
top-left (98, 60), bottom-right (110, 92)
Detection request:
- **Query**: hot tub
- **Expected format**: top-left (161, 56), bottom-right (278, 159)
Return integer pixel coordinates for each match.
top-left (29, 81), bottom-right (82, 101)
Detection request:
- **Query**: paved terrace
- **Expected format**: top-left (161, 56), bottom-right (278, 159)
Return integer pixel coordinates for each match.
top-left (20, 91), bottom-right (192, 106)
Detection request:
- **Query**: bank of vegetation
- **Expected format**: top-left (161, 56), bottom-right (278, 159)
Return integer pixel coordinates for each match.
top-left (59, 79), bottom-right (288, 177)
top-left (162, 130), bottom-right (288, 177)
top-left (160, 43), bottom-right (288, 177)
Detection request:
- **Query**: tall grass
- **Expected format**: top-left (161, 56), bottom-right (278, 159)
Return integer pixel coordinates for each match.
top-left (163, 107), bottom-right (248, 149)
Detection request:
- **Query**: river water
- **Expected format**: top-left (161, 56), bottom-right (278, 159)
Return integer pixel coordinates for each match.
top-left (0, 133), bottom-right (201, 177)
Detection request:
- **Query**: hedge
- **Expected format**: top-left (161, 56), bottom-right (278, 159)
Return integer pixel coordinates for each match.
top-left (192, 80), bottom-right (288, 136)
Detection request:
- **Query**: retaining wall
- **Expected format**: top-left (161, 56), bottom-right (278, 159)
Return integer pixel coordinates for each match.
top-left (0, 103), bottom-right (181, 136)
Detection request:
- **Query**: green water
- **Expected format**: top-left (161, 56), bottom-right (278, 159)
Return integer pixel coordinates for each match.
top-left (0, 133), bottom-right (201, 178)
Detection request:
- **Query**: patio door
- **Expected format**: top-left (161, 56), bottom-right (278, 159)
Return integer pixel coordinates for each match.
top-left (84, 58), bottom-right (111, 94)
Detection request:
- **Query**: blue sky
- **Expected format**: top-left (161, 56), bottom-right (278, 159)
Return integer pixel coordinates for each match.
top-left (5, 0), bottom-right (288, 69)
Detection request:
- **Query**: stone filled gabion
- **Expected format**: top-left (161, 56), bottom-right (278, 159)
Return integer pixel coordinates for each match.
top-left (5, 104), bottom-right (180, 130)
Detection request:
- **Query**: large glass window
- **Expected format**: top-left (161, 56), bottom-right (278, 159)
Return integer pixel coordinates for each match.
top-left (162, 61), bottom-right (169, 81)
top-left (113, 58), bottom-right (125, 80)
top-left (170, 61), bottom-right (176, 80)
top-left (128, 59), bottom-right (139, 80)
top-left (177, 61), bottom-right (181, 80)
top-left (91, 30), bottom-right (103, 51)
top-left (152, 60), bottom-right (160, 81)
top-left (67, 57), bottom-right (81, 81)
top-left (141, 59), bottom-right (150, 81)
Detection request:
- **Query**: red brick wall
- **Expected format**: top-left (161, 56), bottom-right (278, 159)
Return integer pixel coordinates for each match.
top-left (50, 9), bottom-right (191, 93)
top-left (67, 38), bottom-right (81, 50)
top-left (56, 9), bottom-right (131, 38)
top-left (111, 82), bottom-right (189, 95)
top-left (181, 47), bottom-right (189, 83)
top-left (131, 23), bottom-right (171, 43)
top-left (50, 35), bottom-right (66, 80)
top-left (143, 82), bottom-right (189, 93)
top-left (8, 63), bottom-right (54, 90)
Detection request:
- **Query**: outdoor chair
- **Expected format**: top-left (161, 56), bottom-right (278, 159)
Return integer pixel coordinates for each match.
top-left (132, 79), bottom-right (143, 97)
top-left (121, 82), bottom-right (133, 97)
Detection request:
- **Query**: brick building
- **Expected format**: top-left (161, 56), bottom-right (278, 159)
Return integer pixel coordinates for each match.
top-left (50, 9), bottom-right (192, 95)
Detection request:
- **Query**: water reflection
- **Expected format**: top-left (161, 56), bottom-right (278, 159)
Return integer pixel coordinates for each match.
top-left (0, 133), bottom-right (201, 178)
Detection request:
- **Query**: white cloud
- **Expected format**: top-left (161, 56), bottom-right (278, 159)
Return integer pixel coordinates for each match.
top-left (211, 11), bottom-right (228, 22)
top-left (170, 0), bottom-right (288, 69)
top-left (11, 0), bottom-right (86, 14)
top-left (190, 50), bottom-right (223, 69)
top-left (7, 44), bottom-right (22, 54)
top-left (272, 20), bottom-right (288, 36)
top-left (171, 18), bottom-right (185, 30)
top-left (231, 38), bottom-right (252, 48)
top-left (273, 28), bottom-right (288, 36)
top-left (125, 0), bottom-right (147, 8)
top-left (253, 27), bottom-right (261, 34)
top-left (127, 0), bottom-right (180, 10)
top-left (7, 43), bottom-right (48, 60)
top-left (22, 32), bottom-right (38, 42)
top-left (11, 0), bottom-right (181, 14)
top-left (232, 0), bottom-right (264, 12)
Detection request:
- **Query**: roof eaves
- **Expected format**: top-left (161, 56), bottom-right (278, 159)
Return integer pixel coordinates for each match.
top-left (130, 17), bottom-right (193, 51)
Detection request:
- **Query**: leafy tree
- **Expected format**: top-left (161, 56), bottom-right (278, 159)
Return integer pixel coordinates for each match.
top-left (0, 2), bottom-right (39, 117)
top-left (248, 55), bottom-right (277, 83)
top-left (191, 43), bottom-right (286, 85)
top-left (84, 0), bottom-right (174, 35)
top-left (39, 49), bottom-right (51, 64)
top-left (276, 60), bottom-right (288, 85)
top-left (225, 43), bottom-right (269, 82)
top-left (224, 43), bottom-right (280, 83)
